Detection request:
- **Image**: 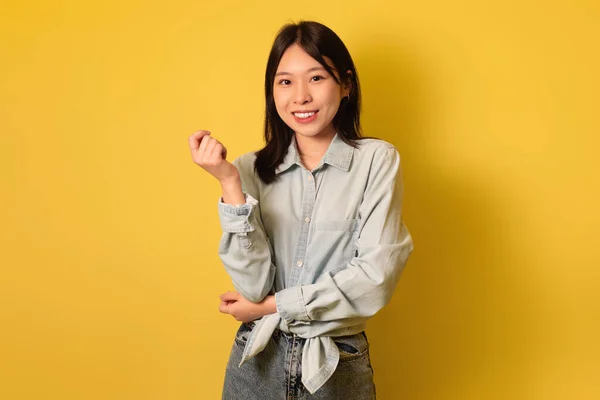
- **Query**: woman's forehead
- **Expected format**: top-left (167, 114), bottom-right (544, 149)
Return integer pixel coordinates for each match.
top-left (276, 45), bottom-right (335, 75)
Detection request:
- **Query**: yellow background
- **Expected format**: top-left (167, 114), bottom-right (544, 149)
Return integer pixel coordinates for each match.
top-left (1, 0), bottom-right (599, 398)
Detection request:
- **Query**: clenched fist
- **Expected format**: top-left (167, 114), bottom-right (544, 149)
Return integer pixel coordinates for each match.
top-left (188, 130), bottom-right (239, 184)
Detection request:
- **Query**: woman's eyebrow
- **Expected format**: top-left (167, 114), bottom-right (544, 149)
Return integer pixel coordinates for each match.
top-left (275, 66), bottom-right (329, 77)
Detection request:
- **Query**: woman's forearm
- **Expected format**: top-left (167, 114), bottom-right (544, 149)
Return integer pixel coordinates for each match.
top-left (220, 176), bottom-right (246, 206)
top-left (262, 295), bottom-right (277, 314)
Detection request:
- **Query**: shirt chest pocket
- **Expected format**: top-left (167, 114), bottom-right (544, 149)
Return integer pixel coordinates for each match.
top-left (311, 219), bottom-right (360, 273)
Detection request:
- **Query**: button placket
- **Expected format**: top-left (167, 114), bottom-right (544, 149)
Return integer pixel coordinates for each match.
top-left (289, 170), bottom-right (316, 285)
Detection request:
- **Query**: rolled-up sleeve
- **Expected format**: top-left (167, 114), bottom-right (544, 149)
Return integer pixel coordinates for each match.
top-left (275, 146), bottom-right (414, 323)
top-left (217, 157), bottom-right (276, 303)
top-left (218, 194), bottom-right (258, 233)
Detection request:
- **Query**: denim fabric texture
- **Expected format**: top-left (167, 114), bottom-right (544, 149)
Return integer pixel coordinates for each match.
top-left (222, 322), bottom-right (376, 400)
top-left (218, 133), bottom-right (413, 394)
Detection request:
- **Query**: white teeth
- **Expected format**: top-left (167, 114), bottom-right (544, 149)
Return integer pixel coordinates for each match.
top-left (293, 112), bottom-right (315, 119)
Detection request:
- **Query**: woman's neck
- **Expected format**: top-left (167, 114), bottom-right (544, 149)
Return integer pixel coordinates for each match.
top-left (294, 131), bottom-right (336, 171)
top-left (294, 130), bottom-right (336, 160)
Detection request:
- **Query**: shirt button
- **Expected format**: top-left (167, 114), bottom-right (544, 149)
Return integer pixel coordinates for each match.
top-left (304, 217), bottom-right (311, 223)
top-left (297, 260), bottom-right (303, 267)
top-left (307, 175), bottom-right (313, 181)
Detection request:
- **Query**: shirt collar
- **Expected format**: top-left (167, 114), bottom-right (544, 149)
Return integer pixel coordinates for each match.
top-left (275, 132), bottom-right (354, 175)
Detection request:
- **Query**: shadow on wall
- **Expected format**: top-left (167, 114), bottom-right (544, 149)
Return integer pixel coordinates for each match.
top-left (356, 36), bottom-right (533, 399)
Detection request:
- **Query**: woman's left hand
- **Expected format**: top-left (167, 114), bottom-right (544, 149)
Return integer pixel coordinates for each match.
top-left (218, 291), bottom-right (277, 322)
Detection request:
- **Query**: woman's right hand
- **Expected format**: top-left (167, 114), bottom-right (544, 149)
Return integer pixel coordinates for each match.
top-left (189, 130), bottom-right (239, 185)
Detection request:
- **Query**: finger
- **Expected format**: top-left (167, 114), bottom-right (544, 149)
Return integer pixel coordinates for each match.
top-left (203, 138), bottom-right (218, 163)
top-left (221, 144), bottom-right (227, 160)
top-left (226, 302), bottom-right (241, 321)
top-left (209, 142), bottom-right (226, 163)
top-left (196, 135), bottom-right (212, 163)
top-left (218, 301), bottom-right (230, 314)
top-left (188, 130), bottom-right (211, 152)
top-left (219, 291), bottom-right (237, 301)
top-left (219, 291), bottom-right (240, 302)
top-left (205, 138), bottom-right (226, 160)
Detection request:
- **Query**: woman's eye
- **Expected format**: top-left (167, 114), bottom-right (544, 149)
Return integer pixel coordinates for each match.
top-left (278, 79), bottom-right (291, 85)
top-left (311, 75), bottom-right (324, 82)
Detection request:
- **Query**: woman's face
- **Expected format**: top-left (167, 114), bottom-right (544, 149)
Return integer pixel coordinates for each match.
top-left (273, 43), bottom-right (350, 140)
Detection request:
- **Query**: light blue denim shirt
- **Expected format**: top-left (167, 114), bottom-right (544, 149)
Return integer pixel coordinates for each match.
top-left (217, 133), bottom-right (413, 393)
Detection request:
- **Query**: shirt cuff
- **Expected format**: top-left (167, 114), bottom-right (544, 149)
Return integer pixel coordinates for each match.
top-left (217, 193), bottom-right (258, 233)
top-left (275, 286), bottom-right (311, 324)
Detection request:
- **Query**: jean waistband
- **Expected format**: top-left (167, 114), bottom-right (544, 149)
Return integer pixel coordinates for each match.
top-left (246, 320), bottom-right (366, 340)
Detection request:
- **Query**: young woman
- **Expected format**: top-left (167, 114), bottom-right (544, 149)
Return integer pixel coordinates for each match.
top-left (189, 21), bottom-right (413, 399)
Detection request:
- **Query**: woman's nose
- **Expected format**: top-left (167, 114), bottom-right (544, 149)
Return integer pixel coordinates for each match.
top-left (294, 83), bottom-right (312, 104)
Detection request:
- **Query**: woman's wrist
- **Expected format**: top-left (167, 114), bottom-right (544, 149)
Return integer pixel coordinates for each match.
top-left (220, 176), bottom-right (245, 205)
top-left (261, 295), bottom-right (277, 315)
top-left (219, 171), bottom-right (240, 187)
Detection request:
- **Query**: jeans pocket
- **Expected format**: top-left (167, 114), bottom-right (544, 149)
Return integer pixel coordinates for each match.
top-left (234, 321), bottom-right (254, 347)
top-left (333, 332), bottom-right (369, 362)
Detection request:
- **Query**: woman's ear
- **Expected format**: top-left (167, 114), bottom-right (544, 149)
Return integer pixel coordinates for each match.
top-left (344, 69), bottom-right (353, 96)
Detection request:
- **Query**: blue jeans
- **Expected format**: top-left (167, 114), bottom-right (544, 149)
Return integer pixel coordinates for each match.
top-left (222, 321), bottom-right (376, 399)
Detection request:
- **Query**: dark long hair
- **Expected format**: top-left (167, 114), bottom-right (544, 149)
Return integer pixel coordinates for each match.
top-left (254, 21), bottom-right (363, 184)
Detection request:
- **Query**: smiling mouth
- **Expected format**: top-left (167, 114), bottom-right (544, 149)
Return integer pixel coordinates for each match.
top-left (292, 111), bottom-right (318, 119)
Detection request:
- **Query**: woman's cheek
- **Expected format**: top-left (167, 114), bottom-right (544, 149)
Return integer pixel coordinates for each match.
top-left (274, 103), bottom-right (287, 121)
